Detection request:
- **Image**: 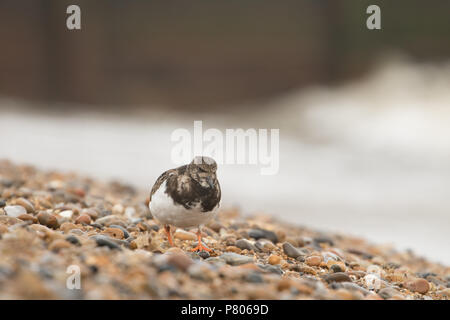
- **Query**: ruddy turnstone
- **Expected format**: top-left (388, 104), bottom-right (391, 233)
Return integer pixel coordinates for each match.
top-left (149, 156), bottom-right (221, 252)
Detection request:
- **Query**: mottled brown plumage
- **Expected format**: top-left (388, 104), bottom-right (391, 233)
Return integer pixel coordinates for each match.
top-left (148, 156), bottom-right (221, 251)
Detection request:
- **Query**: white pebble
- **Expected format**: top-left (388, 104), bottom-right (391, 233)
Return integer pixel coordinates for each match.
top-left (5, 205), bottom-right (26, 218)
top-left (59, 210), bottom-right (73, 218)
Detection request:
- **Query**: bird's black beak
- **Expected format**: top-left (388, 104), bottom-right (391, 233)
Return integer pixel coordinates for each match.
top-left (207, 177), bottom-right (214, 189)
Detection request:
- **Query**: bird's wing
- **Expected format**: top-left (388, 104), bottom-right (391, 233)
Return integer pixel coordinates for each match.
top-left (149, 168), bottom-right (176, 202)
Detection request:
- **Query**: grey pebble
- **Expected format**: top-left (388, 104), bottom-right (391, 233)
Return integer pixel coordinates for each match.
top-left (322, 272), bottom-right (352, 283)
top-left (257, 264), bottom-right (283, 275)
top-left (219, 252), bottom-right (254, 266)
top-left (235, 239), bottom-right (257, 251)
top-left (282, 242), bottom-right (305, 259)
top-left (91, 235), bottom-right (122, 250)
top-left (248, 228), bottom-right (278, 243)
top-left (65, 235), bottom-right (81, 246)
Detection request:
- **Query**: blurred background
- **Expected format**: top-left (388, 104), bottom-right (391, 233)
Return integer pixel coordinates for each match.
top-left (0, 1), bottom-right (449, 264)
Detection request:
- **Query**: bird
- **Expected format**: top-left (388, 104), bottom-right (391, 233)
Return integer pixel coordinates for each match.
top-left (148, 156), bottom-right (221, 252)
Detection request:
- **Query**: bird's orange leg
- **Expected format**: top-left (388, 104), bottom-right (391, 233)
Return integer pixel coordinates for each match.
top-left (190, 228), bottom-right (212, 252)
top-left (164, 225), bottom-right (175, 247)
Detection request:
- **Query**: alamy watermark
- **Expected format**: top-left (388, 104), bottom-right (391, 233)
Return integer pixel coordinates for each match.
top-left (171, 121), bottom-right (279, 175)
top-left (364, 265), bottom-right (382, 290)
top-left (66, 265), bottom-right (81, 289)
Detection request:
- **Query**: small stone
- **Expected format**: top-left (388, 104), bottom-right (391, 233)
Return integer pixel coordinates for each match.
top-left (225, 246), bottom-right (242, 253)
top-left (0, 200), bottom-right (6, 208)
top-left (49, 239), bottom-right (71, 252)
top-left (65, 235), bottom-right (81, 246)
top-left (323, 272), bottom-right (352, 283)
top-left (378, 287), bottom-right (401, 299)
top-left (248, 228), bottom-right (278, 243)
top-left (198, 251), bottom-right (210, 259)
top-left (257, 264), bottom-right (283, 275)
top-left (174, 229), bottom-right (197, 241)
top-left (81, 208), bottom-right (99, 220)
top-left (108, 224), bottom-right (130, 238)
top-left (236, 239), bottom-right (257, 251)
top-left (17, 213), bottom-right (37, 223)
top-left (0, 224), bottom-right (8, 234)
top-left (5, 205), bottom-right (27, 218)
top-left (268, 255), bottom-right (282, 265)
top-left (59, 210), bottom-right (73, 218)
top-left (95, 215), bottom-right (122, 226)
top-left (245, 272), bottom-right (264, 283)
top-left (112, 204), bottom-right (124, 215)
top-left (75, 214), bottom-right (91, 225)
top-left (404, 278), bottom-right (430, 294)
top-left (255, 239), bottom-right (276, 252)
top-left (167, 253), bottom-right (193, 271)
top-left (60, 222), bottom-right (78, 233)
top-left (364, 293), bottom-right (384, 300)
top-left (102, 227), bottom-right (125, 239)
top-left (314, 235), bottom-right (334, 246)
top-left (219, 252), bottom-right (254, 266)
top-left (330, 264), bottom-right (344, 273)
top-left (306, 255), bottom-right (323, 267)
top-left (91, 235), bottom-right (122, 250)
top-left (15, 198), bottom-right (35, 213)
top-left (37, 212), bottom-right (59, 229)
top-left (282, 242), bottom-right (305, 259)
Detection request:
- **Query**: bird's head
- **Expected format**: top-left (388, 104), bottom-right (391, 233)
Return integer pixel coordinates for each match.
top-left (188, 156), bottom-right (218, 189)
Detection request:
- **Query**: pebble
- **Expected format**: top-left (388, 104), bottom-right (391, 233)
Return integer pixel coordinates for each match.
top-left (268, 255), bottom-right (282, 265)
top-left (37, 212), bottom-right (59, 229)
top-left (112, 204), bottom-right (124, 215)
top-left (323, 272), bottom-right (352, 283)
top-left (15, 198), bottom-right (35, 213)
top-left (330, 264), bottom-right (344, 273)
top-left (60, 222), bottom-right (78, 233)
top-left (65, 235), bottom-right (81, 246)
top-left (17, 213), bottom-right (38, 223)
top-left (102, 227), bottom-right (125, 239)
top-left (314, 236), bottom-right (334, 246)
top-left (245, 272), bottom-right (264, 283)
top-left (306, 255), bottom-right (323, 266)
top-left (75, 214), bottom-right (91, 225)
top-left (91, 235), bottom-right (122, 250)
top-left (108, 225), bottom-right (130, 239)
top-left (257, 264), bottom-right (283, 275)
top-left (167, 253), bottom-right (193, 271)
top-left (0, 200), bottom-right (6, 207)
top-left (49, 239), bottom-right (71, 252)
top-left (174, 229), bottom-right (197, 241)
top-left (59, 210), bottom-right (73, 218)
top-left (4, 205), bottom-right (27, 218)
top-left (235, 239), bottom-right (257, 251)
top-left (378, 287), bottom-right (401, 299)
top-left (248, 228), bottom-right (278, 243)
top-left (95, 215), bottom-right (122, 226)
top-left (219, 252), bottom-right (254, 266)
top-left (282, 242), bottom-right (305, 259)
top-left (81, 208), bottom-right (99, 220)
top-left (197, 251), bottom-right (210, 259)
top-left (404, 278), bottom-right (430, 294)
top-left (0, 224), bottom-right (8, 234)
top-left (225, 246), bottom-right (242, 253)
top-left (255, 239), bottom-right (276, 252)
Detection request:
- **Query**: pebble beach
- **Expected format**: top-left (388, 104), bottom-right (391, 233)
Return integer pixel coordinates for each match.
top-left (0, 160), bottom-right (448, 300)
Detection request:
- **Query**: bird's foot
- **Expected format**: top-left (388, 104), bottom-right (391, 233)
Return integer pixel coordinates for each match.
top-left (190, 242), bottom-right (212, 252)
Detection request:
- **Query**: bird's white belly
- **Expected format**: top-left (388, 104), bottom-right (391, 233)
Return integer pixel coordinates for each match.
top-left (149, 181), bottom-right (218, 228)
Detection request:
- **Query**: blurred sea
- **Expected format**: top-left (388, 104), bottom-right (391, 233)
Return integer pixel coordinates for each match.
top-left (1, 59), bottom-right (450, 265)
